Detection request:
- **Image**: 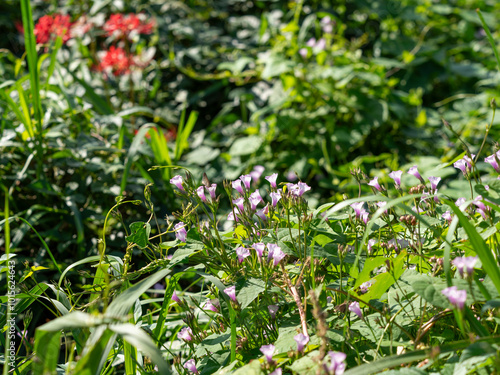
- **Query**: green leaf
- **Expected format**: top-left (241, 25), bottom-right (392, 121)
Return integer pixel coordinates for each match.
top-left (32, 330), bottom-right (61, 375)
top-left (126, 222), bottom-right (151, 249)
top-left (237, 278), bottom-right (267, 310)
top-left (228, 136), bottom-right (263, 156)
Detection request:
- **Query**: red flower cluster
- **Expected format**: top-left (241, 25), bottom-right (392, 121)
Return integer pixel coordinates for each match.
top-left (34, 14), bottom-right (72, 44)
top-left (103, 13), bottom-right (154, 39)
top-left (97, 46), bottom-right (132, 76)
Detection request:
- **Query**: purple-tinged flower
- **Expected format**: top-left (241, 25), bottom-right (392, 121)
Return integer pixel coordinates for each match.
top-left (299, 48), bottom-right (308, 58)
top-left (184, 359), bottom-right (198, 374)
top-left (464, 154), bottom-right (475, 167)
top-left (170, 175), bottom-right (185, 192)
top-left (367, 239), bottom-right (376, 253)
top-left (456, 197), bottom-right (467, 208)
top-left (178, 327), bottom-right (193, 342)
top-left (268, 304), bottom-right (278, 319)
top-left (485, 154), bottom-right (500, 172)
top-left (306, 37), bottom-right (316, 47)
top-left (253, 242), bottom-right (266, 259)
top-left (408, 166), bottom-right (424, 183)
top-left (287, 171), bottom-right (298, 181)
top-left (267, 243), bottom-right (279, 261)
top-left (224, 286), bottom-right (237, 302)
top-left (250, 165), bottom-right (265, 181)
top-left (207, 184), bottom-right (217, 199)
top-left (236, 246), bottom-right (251, 263)
top-left (442, 211), bottom-right (453, 224)
top-left (315, 37), bottom-right (326, 50)
top-left (272, 247), bottom-right (286, 266)
top-left (359, 280), bottom-right (373, 294)
top-left (441, 286), bottom-right (467, 309)
top-left (376, 201), bottom-right (388, 213)
top-left (196, 186), bottom-right (207, 202)
top-left (270, 192), bottom-right (282, 207)
top-left (296, 181), bottom-right (311, 196)
top-left (204, 300), bottom-right (219, 313)
top-left (453, 256), bottom-right (478, 278)
top-left (233, 197), bottom-right (245, 212)
top-left (388, 170), bottom-right (403, 187)
top-left (360, 211), bottom-right (369, 224)
top-left (249, 191), bottom-right (263, 211)
top-left (265, 173), bottom-right (278, 188)
top-left (477, 208), bottom-right (488, 219)
top-left (454, 159), bottom-right (468, 175)
top-left (368, 177), bottom-right (382, 191)
top-left (260, 344), bottom-right (276, 363)
top-left (232, 179), bottom-right (244, 195)
top-left (428, 176), bottom-right (441, 190)
top-left (174, 222), bottom-right (187, 242)
top-left (240, 174), bottom-right (252, 189)
top-left (348, 301), bottom-right (363, 319)
top-left (472, 195), bottom-right (487, 212)
top-left (324, 351), bottom-right (346, 375)
top-left (321, 15), bottom-right (334, 33)
top-left (269, 369), bottom-right (282, 375)
top-left (172, 291), bottom-right (181, 303)
top-left (256, 204), bottom-right (269, 222)
top-left (350, 202), bottom-right (365, 219)
top-left (294, 333), bottom-right (310, 352)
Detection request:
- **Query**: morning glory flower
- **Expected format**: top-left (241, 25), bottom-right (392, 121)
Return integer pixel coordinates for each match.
top-left (299, 48), bottom-right (308, 58)
top-left (368, 176), bottom-right (382, 191)
top-left (453, 256), bottom-right (478, 278)
top-left (269, 369), bottom-right (282, 375)
top-left (250, 165), bottom-right (265, 181)
top-left (270, 191), bottom-right (282, 207)
top-left (388, 170), bottom-right (403, 187)
top-left (442, 211), bottom-right (453, 224)
top-left (172, 291), bottom-right (181, 303)
top-left (360, 211), bottom-right (369, 224)
top-left (196, 186), bottom-right (207, 202)
top-left (297, 181), bottom-right (311, 196)
top-left (253, 242), bottom-right (266, 259)
top-left (183, 359), bottom-right (198, 374)
top-left (472, 195), bottom-right (487, 212)
top-left (367, 239), bottom-right (377, 253)
top-left (455, 197), bottom-right (467, 209)
top-left (224, 286), bottom-right (237, 302)
top-left (464, 154), bottom-right (475, 167)
top-left (321, 15), bottom-right (334, 33)
top-left (268, 244), bottom-right (285, 266)
top-left (315, 37), bottom-right (326, 50)
top-left (441, 286), bottom-right (467, 309)
top-left (349, 301), bottom-right (363, 319)
top-left (265, 173), bottom-right (278, 188)
top-left (323, 351), bottom-right (346, 375)
top-left (453, 159), bottom-right (468, 176)
top-left (233, 197), bottom-right (245, 212)
top-left (207, 184), bottom-right (217, 199)
top-left (485, 153), bottom-right (500, 172)
top-left (260, 344), bottom-right (276, 363)
top-left (376, 201), bottom-right (388, 213)
top-left (256, 204), bottom-right (269, 222)
top-left (359, 280), bottom-right (373, 294)
top-left (204, 300), bottom-right (218, 313)
top-left (268, 304), bottom-right (278, 319)
top-left (236, 246), bottom-right (251, 263)
top-left (240, 174), bottom-right (252, 189)
top-left (232, 179), bottom-right (244, 195)
top-left (174, 222), bottom-right (187, 242)
top-left (428, 176), bottom-right (441, 190)
top-left (178, 327), bottom-right (193, 342)
top-left (249, 191), bottom-right (263, 211)
top-left (477, 208), bottom-right (488, 219)
top-left (170, 175), bottom-right (185, 192)
top-left (350, 202), bottom-right (365, 219)
top-left (408, 165), bottom-right (424, 183)
top-left (306, 37), bottom-right (316, 47)
top-left (294, 333), bottom-right (310, 352)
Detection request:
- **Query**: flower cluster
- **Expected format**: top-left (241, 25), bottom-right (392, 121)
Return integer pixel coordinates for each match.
top-left (299, 15), bottom-right (334, 58)
top-left (103, 13), bottom-right (154, 40)
top-left (34, 14), bottom-right (73, 44)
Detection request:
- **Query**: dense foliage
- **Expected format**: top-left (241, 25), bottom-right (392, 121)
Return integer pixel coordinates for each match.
top-left (1, 0), bottom-right (500, 374)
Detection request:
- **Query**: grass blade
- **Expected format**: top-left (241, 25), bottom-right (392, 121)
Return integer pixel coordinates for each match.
top-left (477, 9), bottom-right (500, 72)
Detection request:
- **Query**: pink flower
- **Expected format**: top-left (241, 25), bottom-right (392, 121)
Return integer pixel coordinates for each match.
top-left (236, 246), bottom-right (251, 263)
top-left (359, 280), bottom-right (372, 294)
top-left (454, 159), bottom-right (468, 175)
top-left (249, 191), bottom-right (263, 211)
top-left (204, 300), bottom-right (218, 312)
top-left (268, 244), bottom-right (285, 266)
top-left (376, 201), bottom-right (388, 213)
top-left (299, 48), bottom-right (308, 58)
top-left (183, 359), bottom-right (198, 374)
top-left (368, 177), bottom-right (382, 191)
top-left (170, 175), bottom-right (185, 192)
top-left (178, 327), bottom-right (193, 342)
top-left (350, 202), bottom-right (365, 219)
top-left (250, 165), bottom-right (265, 181)
top-left (408, 166), bottom-right (424, 183)
top-left (485, 153), bottom-right (500, 172)
top-left (442, 286), bottom-right (467, 309)
top-left (224, 286), bottom-right (237, 302)
top-left (174, 222), bottom-right (187, 242)
top-left (233, 197), bottom-right (245, 212)
top-left (455, 197), bottom-right (467, 208)
top-left (453, 256), bottom-right (478, 278)
top-left (269, 369), bottom-right (282, 375)
top-left (348, 301), bottom-right (362, 319)
top-left (207, 184), bottom-right (217, 199)
top-left (270, 192), bottom-right (282, 207)
top-left (324, 351), bottom-right (346, 375)
top-left (442, 211), bottom-right (453, 224)
top-left (253, 243), bottom-right (266, 259)
top-left (172, 291), bottom-right (181, 303)
top-left (472, 195), bottom-right (487, 212)
top-left (265, 173), bottom-right (278, 188)
top-left (260, 344), bottom-right (275, 363)
top-left (367, 239), bottom-right (376, 253)
top-left (240, 174), bottom-right (252, 189)
top-left (360, 211), bottom-right (369, 224)
top-left (256, 204), bottom-right (269, 222)
top-left (196, 186), bottom-right (207, 202)
top-left (388, 170), bottom-right (403, 187)
top-left (268, 304), bottom-right (278, 319)
top-left (428, 176), bottom-right (441, 190)
top-left (232, 180), bottom-right (244, 195)
top-left (321, 15), bottom-right (334, 33)
top-left (294, 333), bottom-right (310, 352)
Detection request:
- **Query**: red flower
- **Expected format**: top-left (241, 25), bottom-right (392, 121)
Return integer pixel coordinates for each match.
top-left (103, 13), bottom-right (154, 39)
top-left (34, 14), bottom-right (72, 44)
top-left (97, 46), bottom-right (132, 76)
